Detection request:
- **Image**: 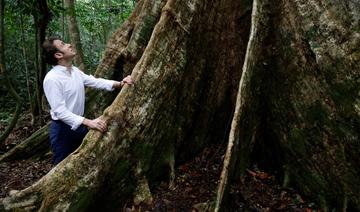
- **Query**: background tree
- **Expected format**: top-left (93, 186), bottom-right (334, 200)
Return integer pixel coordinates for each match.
top-left (32, 0), bottom-right (51, 124)
top-left (64, 0), bottom-right (85, 71)
top-left (19, 13), bottom-right (35, 124)
top-left (0, 0), bottom-right (22, 144)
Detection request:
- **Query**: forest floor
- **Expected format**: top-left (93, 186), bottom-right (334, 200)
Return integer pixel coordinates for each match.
top-left (0, 116), bottom-right (319, 211)
top-left (0, 114), bottom-right (52, 198)
top-left (124, 144), bottom-right (318, 211)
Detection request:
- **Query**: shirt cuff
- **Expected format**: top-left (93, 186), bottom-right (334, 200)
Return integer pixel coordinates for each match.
top-left (108, 80), bottom-right (117, 91)
top-left (71, 116), bottom-right (85, 130)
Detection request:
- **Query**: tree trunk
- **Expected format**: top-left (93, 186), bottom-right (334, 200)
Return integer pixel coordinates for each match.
top-left (1, 0), bottom-right (359, 211)
top-left (218, 0), bottom-right (360, 210)
top-left (62, 0), bottom-right (66, 40)
top-left (256, 0), bottom-right (359, 210)
top-left (0, 0), bottom-right (22, 144)
top-left (32, 0), bottom-right (51, 124)
top-left (20, 14), bottom-right (35, 125)
top-left (64, 0), bottom-right (86, 71)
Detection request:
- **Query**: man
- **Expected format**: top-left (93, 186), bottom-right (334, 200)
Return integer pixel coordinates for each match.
top-left (42, 36), bottom-right (133, 165)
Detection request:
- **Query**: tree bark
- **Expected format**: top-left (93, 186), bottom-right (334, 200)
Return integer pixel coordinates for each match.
top-left (1, 0), bottom-right (359, 211)
top-left (215, 0), bottom-right (269, 210)
top-left (258, 0), bottom-right (359, 210)
top-left (64, 0), bottom-right (86, 71)
top-left (218, 0), bottom-right (360, 210)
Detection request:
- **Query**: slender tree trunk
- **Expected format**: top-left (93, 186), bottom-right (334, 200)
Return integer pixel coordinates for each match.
top-left (20, 14), bottom-right (34, 125)
top-left (1, 0), bottom-right (359, 211)
top-left (32, 0), bottom-right (51, 125)
top-left (0, 0), bottom-right (22, 144)
top-left (64, 0), bottom-right (86, 71)
top-left (107, 0), bottom-right (112, 36)
top-left (32, 16), bottom-right (42, 122)
top-left (62, 0), bottom-right (66, 39)
top-left (102, 23), bottom-right (107, 45)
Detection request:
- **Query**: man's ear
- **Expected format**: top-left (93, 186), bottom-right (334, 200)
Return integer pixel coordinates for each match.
top-left (54, 52), bottom-right (63, 59)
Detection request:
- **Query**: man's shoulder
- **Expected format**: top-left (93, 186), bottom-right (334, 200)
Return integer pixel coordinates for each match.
top-left (44, 68), bottom-right (64, 84)
top-left (44, 69), bottom-right (56, 80)
top-left (72, 66), bottom-right (80, 70)
top-left (72, 66), bottom-right (89, 79)
top-left (72, 66), bottom-right (84, 74)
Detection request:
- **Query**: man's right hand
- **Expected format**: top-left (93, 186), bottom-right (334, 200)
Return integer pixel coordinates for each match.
top-left (83, 117), bottom-right (107, 132)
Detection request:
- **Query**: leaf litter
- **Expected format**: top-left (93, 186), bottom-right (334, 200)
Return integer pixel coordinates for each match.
top-left (125, 144), bottom-right (319, 211)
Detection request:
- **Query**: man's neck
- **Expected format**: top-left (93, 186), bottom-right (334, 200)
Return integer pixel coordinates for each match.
top-left (57, 60), bottom-right (73, 70)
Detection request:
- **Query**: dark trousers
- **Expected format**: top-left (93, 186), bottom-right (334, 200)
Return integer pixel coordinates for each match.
top-left (49, 120), bottom-right (88, 165)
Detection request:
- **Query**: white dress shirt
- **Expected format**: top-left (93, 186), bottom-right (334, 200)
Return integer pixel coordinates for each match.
top-left (43, 65), bottom-right (115, 130)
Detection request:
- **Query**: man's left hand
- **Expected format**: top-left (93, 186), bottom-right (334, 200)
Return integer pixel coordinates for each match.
top-left (114, 75), bottom-right (134, 88)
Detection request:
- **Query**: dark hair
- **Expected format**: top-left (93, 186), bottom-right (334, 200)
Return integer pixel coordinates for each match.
top-left (42, 36), bottom-right (62, 65)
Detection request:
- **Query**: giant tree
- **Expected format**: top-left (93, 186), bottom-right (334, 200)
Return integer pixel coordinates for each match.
top-left (1, 0), bottom-right (359, 211)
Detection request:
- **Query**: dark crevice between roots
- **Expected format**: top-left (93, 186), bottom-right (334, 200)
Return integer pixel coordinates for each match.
top-left (247, 0), bottom-right (286, 188)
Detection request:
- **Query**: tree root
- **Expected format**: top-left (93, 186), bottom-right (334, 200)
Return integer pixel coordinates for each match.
top-left (214, 0), bottom-right (270, 210)
top-left (133, 163), bottom-right (153, 205)
top-left (0, 123), bottom-right (50, 162)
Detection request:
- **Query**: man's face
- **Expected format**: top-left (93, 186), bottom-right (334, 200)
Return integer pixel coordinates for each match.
top-left (53, 40), bottom-right (76, 61)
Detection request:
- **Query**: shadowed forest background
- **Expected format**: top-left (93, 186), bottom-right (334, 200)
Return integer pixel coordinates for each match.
top-left (0, 0), bottom-right (134, 127)
top-left (0, 0), bottom-right (359, 211)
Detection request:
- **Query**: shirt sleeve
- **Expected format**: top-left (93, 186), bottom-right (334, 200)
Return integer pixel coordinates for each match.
top-left (78, 69), bottom-right (116, 91)
top-left (43, 78), bottom-right (84, 130)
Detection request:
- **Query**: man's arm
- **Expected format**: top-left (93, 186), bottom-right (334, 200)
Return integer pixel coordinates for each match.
top-left (78, 68), bottom-right (133, 91)
top-left (80, 72), bottom-right (115, 91)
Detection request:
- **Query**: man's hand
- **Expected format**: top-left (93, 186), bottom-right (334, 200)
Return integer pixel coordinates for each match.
top-left (122, 75), bottom-right (134, 85)
top-left (113, 75), bottom-right (134, 88)
top-left (83, 117), bottom-right (107, 132)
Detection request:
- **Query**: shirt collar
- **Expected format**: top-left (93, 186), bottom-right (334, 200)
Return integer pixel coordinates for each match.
top-left (53, 65), bottom-right (74, 75)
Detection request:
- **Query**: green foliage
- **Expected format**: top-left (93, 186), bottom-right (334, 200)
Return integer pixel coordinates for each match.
top-left (47, 0), bottom-right (135, 73)
top-left (0, 0), bottom-right (135, 119)
top-left (0, 111), bottom-right (12, 125)
top-left (0, 1), bottom-right (36, 111)
top-left (75, 0), bottom-right (135, 72)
